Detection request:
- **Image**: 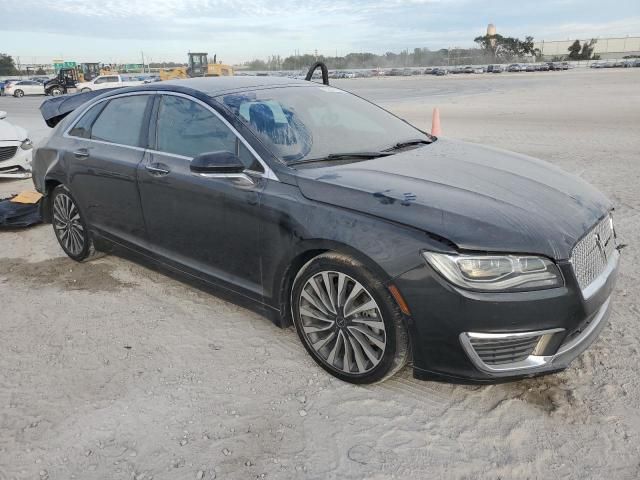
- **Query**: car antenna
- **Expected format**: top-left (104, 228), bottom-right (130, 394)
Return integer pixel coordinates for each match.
top-left (305, 61), bottom-right (330, 85)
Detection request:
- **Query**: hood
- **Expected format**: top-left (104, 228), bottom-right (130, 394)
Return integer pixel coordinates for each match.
top-left (0, 119), bottom-right (27, 142)
top-left (295, 138), bottom-right (612, 260)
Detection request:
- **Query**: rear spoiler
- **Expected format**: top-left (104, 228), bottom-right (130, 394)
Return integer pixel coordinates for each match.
top-left (40, 89), bottom-right (121, 127)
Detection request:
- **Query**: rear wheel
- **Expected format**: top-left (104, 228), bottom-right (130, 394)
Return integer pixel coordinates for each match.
top-left (291, 253), bottom-right (410, 384)
top-left (51, 185), bottom-right (99, 262)
top-left (14, 89), bottom-right (24, 98)
top-left (81, 87), bottom-right (92, 93)
top-left (50, 87), bottom-right (63, 96)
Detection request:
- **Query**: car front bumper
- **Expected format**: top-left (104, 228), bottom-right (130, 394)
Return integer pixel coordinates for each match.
top-left (393, 250), bottom-right (619, 382)
top-left (0, 142), bottom-right (33, 179)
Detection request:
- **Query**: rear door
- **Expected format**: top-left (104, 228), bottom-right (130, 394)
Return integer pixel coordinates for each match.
top-left (64, 93), bottom-right (153, 247)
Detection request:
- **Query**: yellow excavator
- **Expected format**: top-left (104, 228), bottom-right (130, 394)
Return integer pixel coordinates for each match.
top-left (159, 53), bottom-right (234, 81)
top-left (76, 63), bottom-right (115, 82)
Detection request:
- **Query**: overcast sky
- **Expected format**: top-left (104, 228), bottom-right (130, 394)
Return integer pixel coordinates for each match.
top-left (3, 0), bottom-right (639, 64)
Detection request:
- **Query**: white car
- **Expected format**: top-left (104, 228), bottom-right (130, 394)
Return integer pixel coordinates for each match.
top-left (0, 111), bottom-right (33, 178)
top-left (4, 80), bottom-right (45, 97)
top-left (76, 74), bottom-right (145, 92)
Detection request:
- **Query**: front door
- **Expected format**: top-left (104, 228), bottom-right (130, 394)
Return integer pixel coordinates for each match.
top-left (137, 94), bottom-right (265, 298)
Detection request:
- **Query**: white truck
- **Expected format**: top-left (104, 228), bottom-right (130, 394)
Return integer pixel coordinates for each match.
top-left (76, 74), bottom-right (145, 92)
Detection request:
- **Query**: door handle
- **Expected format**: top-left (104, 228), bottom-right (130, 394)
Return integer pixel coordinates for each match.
top-left (73, 148), bottom-right (89, 158)
top-left (145, 163), bottom-right (171, 175)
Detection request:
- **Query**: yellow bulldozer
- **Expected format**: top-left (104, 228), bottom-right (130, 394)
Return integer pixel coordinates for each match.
top-left (159, 53), bottom-right (234, 81)
top-left (76, 63), bottom-right (116, 82)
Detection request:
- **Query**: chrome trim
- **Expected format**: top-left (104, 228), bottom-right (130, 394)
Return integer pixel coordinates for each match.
top-left (196, 171), bottom-right (256, 185)
top-left (581, 250), bottom-right (619, 300)
top-left (460, 296), bottom-right (612, 376)
top-left (62, 90), bottom-right (279, 182)
top-left (460, 329), bottom-right (564, 374)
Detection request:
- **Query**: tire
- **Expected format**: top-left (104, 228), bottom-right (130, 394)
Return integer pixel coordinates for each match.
top-left (50, 87), bottom-right (63, 96)
top-left (51, 185), bottom-right (101, 262)
top-left (81, 88), bottom-right (92, 93)
top-left (14, 89), bottom-right (24, 98)
top-left (291, 252), bottom-right (410, 384)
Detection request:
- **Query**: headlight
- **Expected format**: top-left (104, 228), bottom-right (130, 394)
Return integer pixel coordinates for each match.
top-left (423, 252), bottom-right (564, 292)
top-left (20, 138), bottom-right (33, 150)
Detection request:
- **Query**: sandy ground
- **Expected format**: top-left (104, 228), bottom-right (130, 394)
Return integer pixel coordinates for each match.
top-left (0, 68), bottom-right (639, 479)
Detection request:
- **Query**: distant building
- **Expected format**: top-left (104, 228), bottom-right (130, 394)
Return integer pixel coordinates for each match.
top-left (535, 36), bottom-right (640, 59)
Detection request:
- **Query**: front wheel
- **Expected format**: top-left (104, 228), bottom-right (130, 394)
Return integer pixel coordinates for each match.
top-left (291, 253), bottom-right (410, 384)
top-left (14, 89), bottom-right (24, 98)
top-left (50, 87), bottom-right (63, 96)
top-left (51, 185), bottom-right (99, 262)
top-left (81, 87), bottom-right (92, 93)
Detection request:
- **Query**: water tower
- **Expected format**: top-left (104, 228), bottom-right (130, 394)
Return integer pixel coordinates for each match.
top-left (487, 24), bottom-right (497, 47)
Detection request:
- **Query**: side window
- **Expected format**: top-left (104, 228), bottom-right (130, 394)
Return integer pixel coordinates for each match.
top-left (155, 95), bottom-right (236, 158)
top-left (94, 77), bottom-right (107, 84)
top-left (91, 96), bottom-right (150, 147)
top-left (68, 102), bottom-right (106, 139)
top-left (106, 76), bottom-right (120, 83)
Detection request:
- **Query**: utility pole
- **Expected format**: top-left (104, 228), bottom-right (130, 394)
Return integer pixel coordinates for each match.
top-left (141, 51), bottom-right (145, 73)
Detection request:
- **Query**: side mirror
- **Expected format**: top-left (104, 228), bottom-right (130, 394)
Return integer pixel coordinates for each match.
top-left (190, 151), bottom-right (245, 175)
top-left (0, 111), bottom-right (7, 120)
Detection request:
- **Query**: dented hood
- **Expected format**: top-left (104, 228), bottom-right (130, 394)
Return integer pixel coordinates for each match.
top-left (295, 138), bottom-right (612, 260)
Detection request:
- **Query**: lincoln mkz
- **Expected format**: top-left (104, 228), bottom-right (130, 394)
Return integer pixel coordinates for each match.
top-left (33, 77), bottom-right (620, 383)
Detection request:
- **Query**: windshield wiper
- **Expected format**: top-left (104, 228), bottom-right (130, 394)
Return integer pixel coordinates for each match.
top-left (289, 151), bottom-right (393, 165)
top-left (383, 138), bottom-right (433, 152)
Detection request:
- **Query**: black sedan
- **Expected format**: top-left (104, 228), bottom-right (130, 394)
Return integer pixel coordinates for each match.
top-left (33, 77), bottom-right (619, 384)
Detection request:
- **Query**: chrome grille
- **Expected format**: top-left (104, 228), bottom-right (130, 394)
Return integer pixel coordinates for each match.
top-left (468, 335), bottom-right (541, 365)
top-left (0, 146), bottom-right (18, 162)
top-left (570, 215), bottom-right (616, 291)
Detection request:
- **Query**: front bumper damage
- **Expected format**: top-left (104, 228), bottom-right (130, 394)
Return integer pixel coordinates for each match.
top-left (394, 250), bottom-right (619, 382)
top-left (0, 141), bottom-right (32, 179)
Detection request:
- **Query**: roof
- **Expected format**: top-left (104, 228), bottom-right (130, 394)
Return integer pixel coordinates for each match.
top-left (158, 76), bottom-right (314, 96)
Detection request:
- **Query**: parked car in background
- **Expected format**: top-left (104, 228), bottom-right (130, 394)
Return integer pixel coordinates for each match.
top-left (388, 69), bottom-right (402, 76)
top-left (33, 77), bottom-right (620, 384)
top-left (29, 76), bottom-right (51, 83)
top-left (538, 63), bottom-right (550, 71)
top-left (76, 74), bottom-right (145, 92)
top-left (487, 64), bottom-right (504, 73)
top-left (423, 68), bottom-right (434, 74)
top-left (525, 64), bottom-right (536, 72)
top-left (507, 64), bottom-right (521, 72)
top-left (433, 67), bottom-right (448, 76)
top-left (0, 110), bottom-right (33, 178)
top-left (462, 66), bottom-right (474, 74)
top-left (4, 80), bottom-right (46, 97)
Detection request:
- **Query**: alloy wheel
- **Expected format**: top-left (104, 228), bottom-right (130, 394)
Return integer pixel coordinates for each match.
top-left (296, 271), bottom-right (387, 375)
top-left (53, 192), bottom-right (85, 256)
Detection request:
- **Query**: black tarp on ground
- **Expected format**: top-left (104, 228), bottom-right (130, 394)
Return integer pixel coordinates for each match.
top-left (0, 197), bottom-right (42, 228)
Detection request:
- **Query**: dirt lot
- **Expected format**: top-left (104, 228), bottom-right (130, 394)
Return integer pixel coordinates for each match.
top-left (1, 68), bottom-right (639, 479)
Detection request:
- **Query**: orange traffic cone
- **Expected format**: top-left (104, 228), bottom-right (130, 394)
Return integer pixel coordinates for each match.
top-left (431, 107), bottom-right (442, 136)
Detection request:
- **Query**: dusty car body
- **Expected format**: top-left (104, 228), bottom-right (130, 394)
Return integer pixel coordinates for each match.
top-left (32, 77), bottom-right (619, 383)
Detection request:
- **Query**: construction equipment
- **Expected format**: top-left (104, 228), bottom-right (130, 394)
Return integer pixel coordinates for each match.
top-left (44, 68), bottom-right (79, 96)
top-left (158, 53), bottom-right (233, 81)
top-left (188, 53), bottom-right (234, 77)
top-left (77, 63), bottom-right (101, 83)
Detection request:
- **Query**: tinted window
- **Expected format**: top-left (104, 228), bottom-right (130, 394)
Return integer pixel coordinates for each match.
top-left (94, 77), bottom-right (108, 84)
top-left (68, 102), bottom-right (106, 139)
top-left (217, 86), bottom-right (429, 164)
top-left (106, 76), bottom-right (119, 83)
top-left (91, 96), bottom-right (150, 147)
top-left (155, 95), bottom-right (236, 158)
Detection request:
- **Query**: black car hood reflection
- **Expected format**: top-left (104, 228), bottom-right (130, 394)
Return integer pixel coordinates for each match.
top-left (295, 138), bottom-right (611, 260)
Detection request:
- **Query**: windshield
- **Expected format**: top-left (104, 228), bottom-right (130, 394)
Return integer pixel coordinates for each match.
top-left (216, 85), bottom-right (430, 164)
